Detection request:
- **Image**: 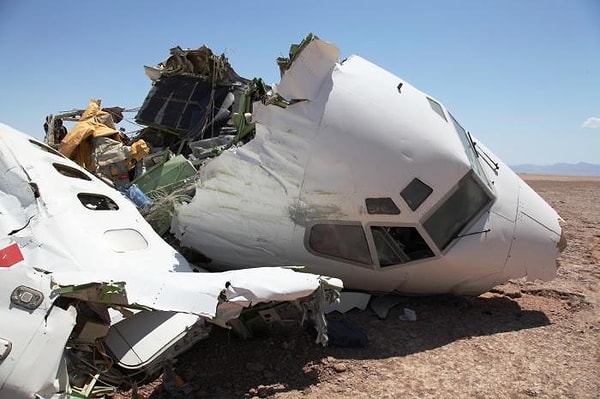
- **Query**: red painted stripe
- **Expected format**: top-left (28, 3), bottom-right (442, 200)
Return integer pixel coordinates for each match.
top-left (0, 243), bottom-right (24, 267)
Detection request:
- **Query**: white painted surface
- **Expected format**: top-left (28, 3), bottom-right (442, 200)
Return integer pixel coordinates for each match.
top-left (174, 38), bottom-right (563, 295)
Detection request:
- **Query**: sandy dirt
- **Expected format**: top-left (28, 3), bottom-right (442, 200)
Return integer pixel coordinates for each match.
top-left (116, 175), bottom-right (600, 399)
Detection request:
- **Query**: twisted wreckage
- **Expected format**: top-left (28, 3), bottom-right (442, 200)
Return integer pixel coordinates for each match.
top-left (1, 34), bottom-right (565, 398)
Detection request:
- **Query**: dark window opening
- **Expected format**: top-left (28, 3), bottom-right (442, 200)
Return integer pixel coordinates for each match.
top-left (53, 163), bottom-right (92, 181)
top-left (423, 173), bottom-right (492, 250)
top-left (309, 224), bottom-right (372, 265)
top-left (365, 198), bottom-right (400, 215)
top-left (427, 97), bottom-right (447, 122)
top-left (78, 193), bottom-right (119, 211)
top-left (371, 226), bottom-right (435, 267)
top-left (401, 178), bottom-right (433, 211)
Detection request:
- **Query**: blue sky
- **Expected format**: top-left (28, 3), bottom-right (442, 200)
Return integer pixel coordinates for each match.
top-left (0, 0), bottom-right (598, 165)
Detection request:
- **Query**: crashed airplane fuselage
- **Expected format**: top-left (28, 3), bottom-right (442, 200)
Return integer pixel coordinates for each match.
top-left (0, 125), bottom-right (340, 398)
top-left (169, 37), bottom-right (566, 295)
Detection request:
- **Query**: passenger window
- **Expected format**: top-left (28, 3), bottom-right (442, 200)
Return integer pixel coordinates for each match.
top-left (53, 163), bottom-right (92, 181)
top-left (78, 193), bottom-right (119, 211)
top-left (365, 198), bottom-right (400, 215)
top-left (371, 226), bottom-right (434, 267)
top-left (309, 224), bottom-right (372, 265)
top-left (400, 178), bottom-right (433, 211)
top-left (29, 139), bottom-right (65, 158)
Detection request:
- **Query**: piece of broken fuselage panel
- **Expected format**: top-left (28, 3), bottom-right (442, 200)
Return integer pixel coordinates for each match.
top-left (172, 35), bottom-right (565, 295)
top-left (0, 124), bottom-right (342, 399)
top-left (136, 45), bottom-right (252, 144)
top-left (0, 238), bottom-right (75, 399)
top-left (134, 43), bottom-right (280, 169)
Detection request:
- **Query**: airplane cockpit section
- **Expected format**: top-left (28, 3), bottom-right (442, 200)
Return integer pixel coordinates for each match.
top-left (172, 34), bottom-right (564, 295)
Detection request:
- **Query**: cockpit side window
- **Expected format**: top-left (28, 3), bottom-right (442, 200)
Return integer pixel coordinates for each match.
top-left (448, 113), bottom-right (489, 185)
top-left (423, 172), bottom-right (493, 250)
top-left (427, 97), bottom-right (448, 122)
top-left (365, 198), bottom-right (400, 215)
top-left (400, 178), bottom-right (433, 211)
top-left (371, 226), bottom-right (435, 267)
top-left (308, 223), bottom-right (372, 265)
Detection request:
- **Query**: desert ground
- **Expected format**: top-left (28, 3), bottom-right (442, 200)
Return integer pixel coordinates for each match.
top-left (118, 174), bottom-right (600, 399)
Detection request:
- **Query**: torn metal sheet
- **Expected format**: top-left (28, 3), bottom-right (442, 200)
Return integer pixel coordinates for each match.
top-left (50, 267), bottom-right (336, 319)
top-left (0, 124), bottom-right (341, 399)
top-left (132, 154), bottom-right (197, 197)
top-left (136, 45), bottom-right (249, 141)
top-left (399, 308), bottom-right (417, 322)
top-left (324, 292), bottom-right (371, 314)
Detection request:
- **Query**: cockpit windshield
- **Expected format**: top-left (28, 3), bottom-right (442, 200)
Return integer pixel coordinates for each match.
top-left (423, 172), bottom-right (493, 250)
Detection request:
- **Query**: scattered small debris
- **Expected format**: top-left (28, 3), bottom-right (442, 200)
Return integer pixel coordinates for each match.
top-left (398, 307), bottom-right (417, 322)
top-left (325, 292), bottom-right (371, 314)
top-left (162, 363), bottom-right (192, 398)
top-left (370, 294), bottom-right (404, 319)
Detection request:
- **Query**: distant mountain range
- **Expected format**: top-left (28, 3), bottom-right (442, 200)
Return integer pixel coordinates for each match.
top-left (510, 162), bottom-right (600, 176)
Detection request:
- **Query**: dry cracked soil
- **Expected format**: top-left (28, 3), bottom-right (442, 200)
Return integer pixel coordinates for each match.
top-left (115, 174), bottom-right (600, 399)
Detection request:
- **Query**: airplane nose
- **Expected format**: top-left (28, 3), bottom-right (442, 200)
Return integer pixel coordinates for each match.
top-left (503, 180), bottom-right (565, 281)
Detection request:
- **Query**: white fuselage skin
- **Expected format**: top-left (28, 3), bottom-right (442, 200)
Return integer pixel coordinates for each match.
top-left (174, 39), bottom-right (564, 295)
top-left (0, 124), bottom-right (334, 399)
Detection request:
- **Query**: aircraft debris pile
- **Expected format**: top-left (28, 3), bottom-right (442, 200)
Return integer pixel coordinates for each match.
top-left (46, 33), bottom-right (564, 298)
top-left (50, 36), bottom-right (321, 238)
top-left (6, 31), bottom-right (568, 398)
top-left (135, 38), bottom-right (307, 151)
top-left (0, 125), bottom-right (342, 398)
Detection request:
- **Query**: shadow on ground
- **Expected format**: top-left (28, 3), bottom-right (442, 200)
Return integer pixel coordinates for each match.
top-left (149, 294), bottom-right (549, 398)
